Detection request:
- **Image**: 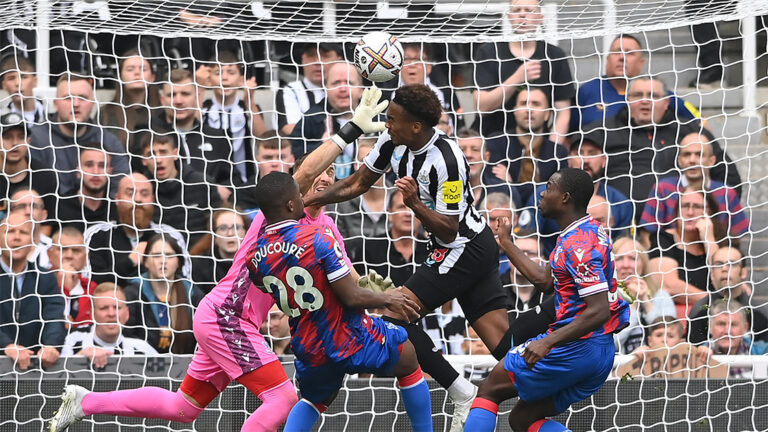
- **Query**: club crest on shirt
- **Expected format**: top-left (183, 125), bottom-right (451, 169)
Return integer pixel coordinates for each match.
top-left (417, 171), bottom-right (430, 184)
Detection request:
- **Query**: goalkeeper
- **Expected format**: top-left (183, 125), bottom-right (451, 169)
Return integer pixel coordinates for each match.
top-left (49, 87), bottom-right (390, 432)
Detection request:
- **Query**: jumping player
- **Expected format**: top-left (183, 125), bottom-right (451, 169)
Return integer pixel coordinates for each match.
top-left (247, 172), bottom-right (432, 431)
top-left (48, 87), bottom-right (389, 432)
top-left (464, 168), bottom-right (631, 432)
top-left (304, 83), bottom-right (508, 431)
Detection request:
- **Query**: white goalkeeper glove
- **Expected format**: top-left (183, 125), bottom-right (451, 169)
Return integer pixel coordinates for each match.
top-left (357, 270), bottom-right (395, 293)
top-left (331, 86), bottom-right (389, 151)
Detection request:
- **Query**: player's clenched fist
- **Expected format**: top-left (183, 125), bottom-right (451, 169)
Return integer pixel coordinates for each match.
top-left (383, 290), bottom-right (421, 322)
top-left (395, 176), bottom-right (420, 208)
top-left (522, 338), bottom-right (552, 369)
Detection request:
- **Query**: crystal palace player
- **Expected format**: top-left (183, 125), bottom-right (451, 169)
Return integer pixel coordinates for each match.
top-left (48, 88), bottom-right (389, 432)
top-left (247, 172), bottom-right (432, 431)
top-left (465, 168), bottom-right (630, 432)
top-left (304, 83), bottom-right (509, 430)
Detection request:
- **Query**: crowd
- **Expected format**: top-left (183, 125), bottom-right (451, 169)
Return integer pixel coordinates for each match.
top-left (0, 0), bottom-right (763, 380)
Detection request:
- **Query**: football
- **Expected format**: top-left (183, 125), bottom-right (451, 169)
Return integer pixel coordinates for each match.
top-left (353, 31), bottom-right (404, 82)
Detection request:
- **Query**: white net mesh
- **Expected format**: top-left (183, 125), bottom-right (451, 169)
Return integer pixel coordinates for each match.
top-left (0, 0), bottom-right (767, 431)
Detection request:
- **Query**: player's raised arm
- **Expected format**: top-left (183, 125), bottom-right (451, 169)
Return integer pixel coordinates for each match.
top-left (293, 86), bottom-right (388, 195)
top-left (497, 217), bottom-right (555, 293)
top-left (330, 273), bottom-right (420, 321)
top-left (303, 164), bottom-right (381, 207)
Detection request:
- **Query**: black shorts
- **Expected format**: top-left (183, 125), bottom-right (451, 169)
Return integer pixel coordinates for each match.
top-left (404, 225), bottom-right (507, 323)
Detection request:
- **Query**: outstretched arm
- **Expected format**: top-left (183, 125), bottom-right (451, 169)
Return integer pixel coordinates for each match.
top-left (497, 217), bottom-right (554, 293)
top-left (331, 273), bottom-right (419, 321)
top-left (293, 86), bottom-right (388, 195)
top-left (303, 165), bottom-right (381, 207)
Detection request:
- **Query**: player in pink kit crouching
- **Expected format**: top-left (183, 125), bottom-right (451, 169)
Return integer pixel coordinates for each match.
top-left (48, 87), bottom-right (389, 432)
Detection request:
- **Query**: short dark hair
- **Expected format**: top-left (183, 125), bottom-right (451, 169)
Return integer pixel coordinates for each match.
top-left (255, 172), bottom-right (297, 217)
top-left (456, 127), bottom-right (481, 139)
top-left (613, 34), bottom-right (643, 49)
top-left (554, 168), bottom-right (594, 212)
top-left (141, 130), bottom-right (178, 152)
top-left (209, 50), bottom-right (244, 75)
top-left (0, 55), bottom-right (35, 78)
top-left (56, 73), bottom-right (94, 89)
top-left (401, 42), bottom-right (433, 61)
top-left (256, 130), bottom-right (289, 152)
top-left (392, 84), bottom-right (442, 128)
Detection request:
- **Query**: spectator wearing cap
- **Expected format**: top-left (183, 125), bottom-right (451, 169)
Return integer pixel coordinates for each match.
top-left (584, 75), bottom-right (741, 220)
top-left (573, 34), bottom-right (700, 130)
top-left (28, 74), bottom-right (130, 194)
top-left (0, 211), bottom-right (65, 371)
top-left (0, 112), bottom-right (57, 224)
top-left (53, 143), bottom-right (117, 232)
top-left (274, 42), bottom-right (343, 136)
top-left (519, 134), bottom-right (633, 254)
top-left (640, 131), bottom-right (748, 240)
top-left (0, 55), bottom-right (46, 124)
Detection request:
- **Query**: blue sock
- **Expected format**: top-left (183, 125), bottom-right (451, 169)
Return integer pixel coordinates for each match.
top-left (530, 418), bottom-right (572, 431)
top-left (283, 399), bottom-right (321, 432)
top-left (398, 371), bottom-right (433, 432)
top-left (465, 406), bottom-right (498, 432)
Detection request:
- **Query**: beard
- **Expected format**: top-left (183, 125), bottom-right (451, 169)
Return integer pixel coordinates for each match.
top-left (118, 204), bottom-right (154, 230)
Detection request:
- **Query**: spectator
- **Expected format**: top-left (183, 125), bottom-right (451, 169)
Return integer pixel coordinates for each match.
top-left (329, 137), bottom-right (390, 242)
top-left (10, 188), bottom-right (52, 268)
top-left (48, 227), bottom-right (96, 330)
top-left (124, 234), bottom-right (203, 354)
top-left (0, 55), bottom-right (46, 123)
top-left (290, 62), bottom-right (363, 175)
top-left (707, 300), bottom-right (768, 377)
top-left (436, 112), bottom-right (453, 137)
top-left (688, 246), bottom-right (768, 344)
top-left (482, 192), bottom-right (518, 241)
top-left (422, 299), bottom-right (467, 355)
top-left (61, 283), bottom-right (157, 368)
top-left (0, 212), bottom-right (65, 370)
top-left (0, 112), bottom-right (57, 221)
top-left (627, 316), bottom-right (711, 369)
top-left (574, 34), bottom-right (699, 129)
top-left (85, 173), bottom-right (189, 287)
top-left (234, 131), bottom-right (295, 212)
top-left (520, 136), bottom-right (634, 253)
top-left (262, 305), bottom-right (292, 356)
top-left (191, 208), bottom-right (250, 294)
top-left (140, 132), bottom-right (221, 249)
top-left (486, 88), bottom-right (567, 205)
top-left (472, 0), bottom-right (574, 141)
top-left (28, 73), bottom-right (130, 194)
top-left (202, 50), bottom-right (267, 185)
top-left (54, 143), bottom-right (117, 232)
top-left (397, 43), bottom-right (463, 131)
top-left (274, 42), bottom-right (343, 135)
top-left (641, 132), bottom-right (748, 240)
top-left (502, 229), bottom-right (547, 315)
top-left (100, 48), bottom-right (162, 162)
top-left (587, 194), bottom-right (616, 233)
top-left (613, 237), bottom-right (676, 354)
top-left (150, 68), bottom-right (231, 185)
top-left (348, 189), bottom-right (427, 285)
top-left (587, 75), bottom-right (741, 219)
top-left (648, 187), bottom-right (723, 315)
top-left (456, 128), bottom-right (512, 206)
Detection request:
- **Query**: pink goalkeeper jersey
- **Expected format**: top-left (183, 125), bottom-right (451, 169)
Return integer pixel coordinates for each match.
top-left (202, 209), bottom-right (353, 326)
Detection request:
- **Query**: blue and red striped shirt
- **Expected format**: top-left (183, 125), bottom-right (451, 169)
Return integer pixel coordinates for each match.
top-left (246, 220), bottom-right (385, 367)
top-left (640, 176), bottom-right (748, 235)
top-left (549, 216), bottom-right (630, 338)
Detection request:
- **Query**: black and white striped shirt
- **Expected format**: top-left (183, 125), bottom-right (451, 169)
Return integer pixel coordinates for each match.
top-left (61, 331), bottom-right (158, 356)
top-left (364, 130), bottom-right (486, 248)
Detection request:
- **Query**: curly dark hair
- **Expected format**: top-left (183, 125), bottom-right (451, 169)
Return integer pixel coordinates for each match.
top-left (392, 84), bottom-right (442, 128)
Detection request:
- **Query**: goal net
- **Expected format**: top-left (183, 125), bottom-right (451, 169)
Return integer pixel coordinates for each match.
top-left (1, 0), bottom-right (767, 431)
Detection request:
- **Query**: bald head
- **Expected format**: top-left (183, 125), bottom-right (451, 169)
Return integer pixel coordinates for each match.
top-left (115, 173), bottom-right (155, 228)
top-left (325, 62), bottom-right (363, 113)
top-left (588, 194), bottom-right (612, 229)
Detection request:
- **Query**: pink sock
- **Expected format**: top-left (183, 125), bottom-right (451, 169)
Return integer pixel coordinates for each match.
top-left (241, 381), bottom-right (298, 431)
top-left (82, 387), bottom-right (204, 423)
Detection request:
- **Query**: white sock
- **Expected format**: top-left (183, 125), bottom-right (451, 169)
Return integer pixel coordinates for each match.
top-left (447, 376), bottom-right (476, 402)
